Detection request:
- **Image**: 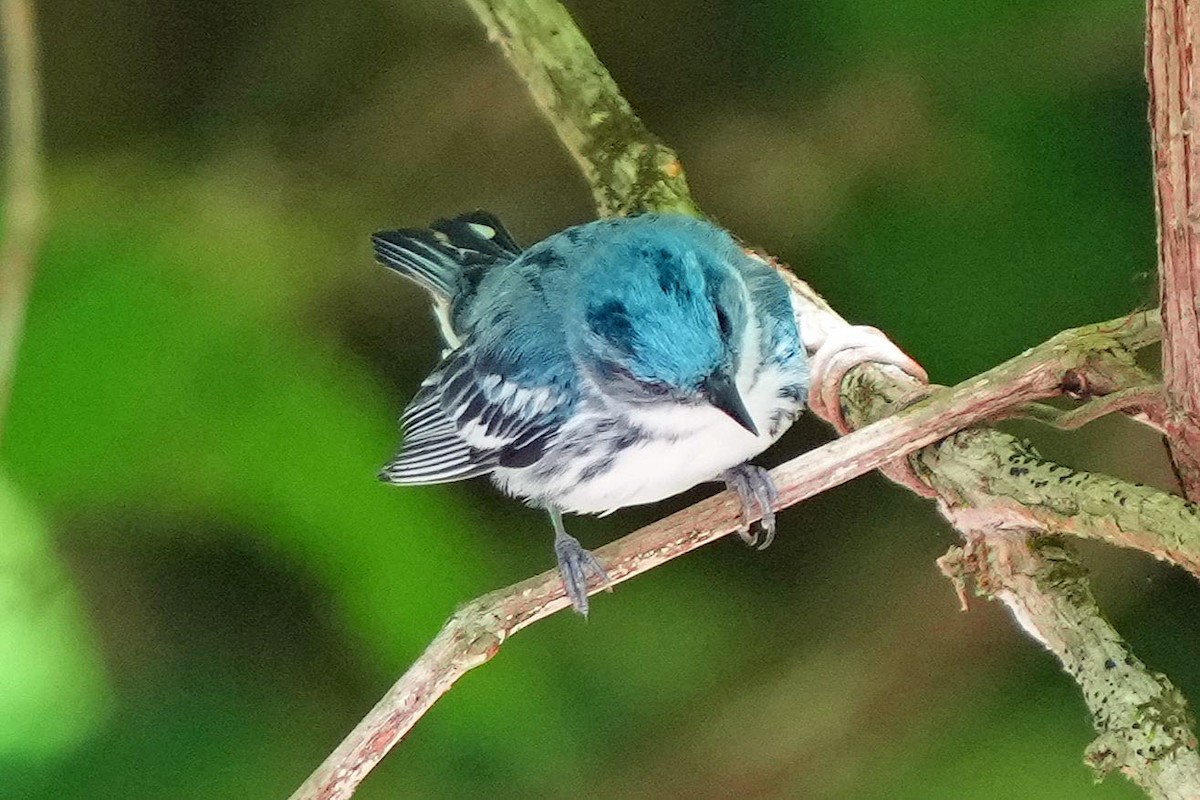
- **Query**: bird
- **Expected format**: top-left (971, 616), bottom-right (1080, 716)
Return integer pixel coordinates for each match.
top-left (372, 211), bottom-right (810, 616)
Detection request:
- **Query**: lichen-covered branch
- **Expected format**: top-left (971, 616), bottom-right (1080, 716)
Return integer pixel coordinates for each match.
top-left (927, 429), bottom-right (1200, 574)
top-left (1147, 0), bottom-right (1200, 500)
top-left (837, 320), bottom-right (1200, 798)
top-left (463, 0), bottom-right (698, 218)
top-left (0, 0), bottom-right (44, 439)
top-left (941, 532), bottom-right (1200, 799)
top-left (840, 316), bottom-right (1200, 800)
top-left (840, 351), bottom-right (1200, 578)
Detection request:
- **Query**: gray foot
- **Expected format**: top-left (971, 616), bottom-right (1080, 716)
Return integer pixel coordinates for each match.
top-left (721, 463), bottom-right (779, 550)
top-left (549, 508), bottom-right (611, 617)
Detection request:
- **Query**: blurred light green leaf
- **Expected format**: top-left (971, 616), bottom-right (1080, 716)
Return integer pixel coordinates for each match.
top-left (1, 162), bottom-right (592, 782)
top-left (0, 469), bottom-right (108, 759)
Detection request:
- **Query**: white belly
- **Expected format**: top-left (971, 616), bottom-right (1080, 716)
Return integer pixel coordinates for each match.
top-left (494, 361), bottom-right (802, 515)
top-left (555, 407), bottom-right (773, 513)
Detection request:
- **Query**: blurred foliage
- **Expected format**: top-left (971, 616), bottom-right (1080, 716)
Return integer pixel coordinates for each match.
top-left (0, 470), bottom-right (106, 759)
top-left (0, 0), bottom-right (1195, 797)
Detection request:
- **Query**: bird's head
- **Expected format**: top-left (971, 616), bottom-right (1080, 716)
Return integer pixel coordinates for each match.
top-left (573, 216), bottom-right (759, 434)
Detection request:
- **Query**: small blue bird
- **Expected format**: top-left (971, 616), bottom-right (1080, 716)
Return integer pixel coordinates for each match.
top-left (373, 212), bottom-right (809, 615)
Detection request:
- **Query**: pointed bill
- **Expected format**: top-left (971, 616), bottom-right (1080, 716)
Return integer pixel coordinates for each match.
top-left (703, 371), bottom-right (758, 436)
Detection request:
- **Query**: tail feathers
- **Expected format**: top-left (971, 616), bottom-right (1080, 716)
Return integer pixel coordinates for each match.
top-left (432, 211), bottom-right (522, 260)
top-left (372, 228), bottom-right (461, 299)
top-left (379, 446), bottom-right (496, 485)
top-left (372, 210), bottom-right (522, 300)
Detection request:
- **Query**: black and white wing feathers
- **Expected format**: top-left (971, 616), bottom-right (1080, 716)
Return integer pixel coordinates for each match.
top-left (378, 215), bottom-right (574, 486)
top-left (380, 345), bottom-right (574, 485)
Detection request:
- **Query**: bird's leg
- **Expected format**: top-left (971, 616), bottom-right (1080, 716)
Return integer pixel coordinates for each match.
top-left (548, 507), bottom-right (611, 617)
top-left (721, 463), bottom-right (779, 550)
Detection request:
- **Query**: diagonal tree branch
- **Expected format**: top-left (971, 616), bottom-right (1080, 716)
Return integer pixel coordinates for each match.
top-left (292, 1), bottom-right (1200, 797)
top-left (464, 0), bottom-right (698, 218)
top-left (1147, 0), bottom-right (1200, 500)
top-left (0, 0), bottom-right (44, 440)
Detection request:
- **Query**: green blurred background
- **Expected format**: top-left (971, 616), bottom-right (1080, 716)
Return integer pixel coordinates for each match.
top-left (1, 1), bottom-right (1196, 797)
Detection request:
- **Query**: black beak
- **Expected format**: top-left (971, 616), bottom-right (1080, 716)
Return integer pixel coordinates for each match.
top-left (703, 372), bottom-right (759, 436)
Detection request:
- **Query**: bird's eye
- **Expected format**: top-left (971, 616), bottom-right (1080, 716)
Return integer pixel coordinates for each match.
top-left (715, 304), bottom-right (733, 339)
top-left (639, 380), bottom-right (674, 398)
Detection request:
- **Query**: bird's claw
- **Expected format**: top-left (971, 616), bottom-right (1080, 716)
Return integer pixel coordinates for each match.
top-left (721, 463), bottom-right (779, 550)
top-left (553, 531), bottom-right (611, 617)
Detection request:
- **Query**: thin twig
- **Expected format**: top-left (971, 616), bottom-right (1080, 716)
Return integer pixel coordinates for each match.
top-left (1015, 385), bottom-right (1165, 432)
top-left (1147, 0), bottom-right (1200, 500)
top-left (290, 308), bottom-right (1196, 800)
top-left (0, 0), bottom-right (42, 440)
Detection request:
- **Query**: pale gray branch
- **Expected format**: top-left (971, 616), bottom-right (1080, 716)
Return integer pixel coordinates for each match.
top-left (0, 0), bottom-right (44, 439)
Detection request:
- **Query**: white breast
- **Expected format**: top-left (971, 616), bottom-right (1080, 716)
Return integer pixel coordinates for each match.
top-left (490, 307), bottom-right (807, 515)
top-left (541, 360), bottom-right (801, 515)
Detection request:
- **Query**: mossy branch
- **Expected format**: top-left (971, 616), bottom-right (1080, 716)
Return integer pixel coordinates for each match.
top-left (942, 533), bottom-right (1200, 798)
top-left (463, 0), bottom-right (698, 218)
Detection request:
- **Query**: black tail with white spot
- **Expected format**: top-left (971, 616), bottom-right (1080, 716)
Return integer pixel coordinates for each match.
top-left (372, 210), bottom-right (523, 300)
